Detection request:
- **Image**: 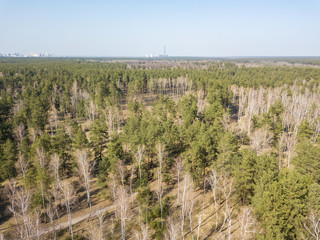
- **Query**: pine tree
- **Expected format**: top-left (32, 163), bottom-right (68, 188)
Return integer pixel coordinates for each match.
top-left (215, 132), bottom-right (238, 173)
top-left (234, 149), bottom-right (257, 204)
top-left (293, 141), bottom-right (320, 183)
top-left (0, 139), bottom-right (17, 181)
top-left (253, 169), bottom-right (312, 239)
top-left (73, 127), bottom-right (88, 149)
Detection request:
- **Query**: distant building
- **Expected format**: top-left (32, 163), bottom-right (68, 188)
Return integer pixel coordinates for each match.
top-left (159, 45), bottom-right (168, 58)
top-left (0, 52), bottom-right (54, 57)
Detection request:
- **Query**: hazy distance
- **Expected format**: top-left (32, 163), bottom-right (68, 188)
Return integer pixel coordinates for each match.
top-left (0, 0), bottom-right (320, 57)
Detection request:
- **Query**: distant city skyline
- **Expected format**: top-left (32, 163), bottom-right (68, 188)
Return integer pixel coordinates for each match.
top-left (1, 0), bottom-right (320, 57)
top-left (0, 52), bottom-right (55, 57)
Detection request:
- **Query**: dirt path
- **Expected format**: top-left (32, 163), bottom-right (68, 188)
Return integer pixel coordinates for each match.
top-left (59, 204), bottom-right (114, 230)
top-left (45, 192), bottom-right (137, 236)
top-left (43, 201), bottom-right (115, 236)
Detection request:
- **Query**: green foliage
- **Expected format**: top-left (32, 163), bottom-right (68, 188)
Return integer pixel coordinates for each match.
top-left (0, 93), bottom-right (13, 144)
top-left (73, 126), bottom-right (88, 149)
top-left (253, 169), bottom-right (312, 239)
top-left (98, 135), bottom-right (125, 182)
top-left (0, 139), bottom-right (17, 181)
top-left (293, 141), bottom-right (320, 183)
top-left (234, 149), bottom-right (257, 204)
top-left (215, 132), bottom-right (238, 173)
top-left (51, 128), bottom-right (73, 175)
top-left (185, 140), bottom-right (207, 185)
top-left (297, 121), bottom-right (313, 141)
top-left (178, 94), bottom-right (198, 128)
top-left (207, 80), bottom-right (232, 107)
top-left (136, 186), bottom-right (153, 206)
top-left (128, 100), bottom-right (144, 117)
top-left (185, 121), bottom-right (223, 185)
top-left (147, 201), bottom-right (169, 239)
top-left (90, 117), bottom-right (108, 164)
top-left (204, 101), bottom-right (224, 123)
top-left (2, 59), bottom-right (320, 236)
top-left (308, 183), bottom-right (320, 215)
top-left (263, 100), bottom-right (284, 142)
top-left (254, 154), bottom-right (278, 183)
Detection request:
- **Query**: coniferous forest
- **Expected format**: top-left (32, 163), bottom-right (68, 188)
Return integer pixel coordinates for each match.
top-left (1, 58), bottom-right (320, 239)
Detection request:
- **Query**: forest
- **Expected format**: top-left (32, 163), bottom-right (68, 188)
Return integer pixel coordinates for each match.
top-left (1, 58), bottom-right (320, 239)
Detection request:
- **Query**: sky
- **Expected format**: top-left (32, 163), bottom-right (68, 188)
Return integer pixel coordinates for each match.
top-left (0, 0), bottom-right (320, 57)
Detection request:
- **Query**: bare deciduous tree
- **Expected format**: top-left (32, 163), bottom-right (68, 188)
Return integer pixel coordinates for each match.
top-left (156, 142), bottom-right (165, 227)
top-left (285, 133), bottom-right (296, 168)
top-left (47, 203), bottom-right (57, 240)
top-left (208, 170), bottom-right (220, 230)
top-left (216, 177), bottom-right (233, 240)
top-left (174, 157), bottom-right (183, 205)
top-left (238, 207), bottom-right (256, 240)
top-left (49, 153), bottom-right (62, 229)
top-left (304, 212), bottom-right (320, 240)
top-left (197, 89), bottom-right (205, 114)
top-left (220, 112), bottom-right (231, 131)
top-left (250, 127), bottom-right (273, 155)
top-left (135, 145), bottom-right (145, 184)
top-left (75, 149), bottom-right (94, 218)
top-left (118, 160), bottom-right (126, 187)
top-left (187, 192), bottom-right (196, 240)
top-left (196, 200), bottom-right (205, 240)
top-left (48, 107), bottom-right (59, 136)
top-left (278, 133), bottom-right (286, 170)
top-left (61, 181), bottom-right (75, 240)
top-left (29, 128), bottom-right (38, 143)
top-left (130, 162), bottom-right (135, 204)
top-left (7, 184), bottom-right (33, 240)
top-left (134, 222), bottom-right (150, 240)
top-left (87, 209), bottom-right (107, 240)
top-left (13, 123), bottom-right (25, 145)
top-left (181, 173), bottom-right (193, 240)
top-left (165, 217), bottom-right (180, 240)
top-left (5, 180), bottom-right (19, 226)
top-left (50, 153), bottom-right (61, 188)
top-left (35, 147), bottom-right (47, 208)
top-left (115, 185), bottom-right (132, 240)
top-left (18, 151), bottom-right (29, 180)
top-left (87, 100), bottom-right (97, 122)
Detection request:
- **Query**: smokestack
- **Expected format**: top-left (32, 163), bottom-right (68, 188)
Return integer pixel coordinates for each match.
top-left (164, 45), bottom-right (166, 56)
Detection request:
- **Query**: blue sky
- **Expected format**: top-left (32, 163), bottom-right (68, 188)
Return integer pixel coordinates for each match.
top-left (0, 0), bottom-right (319, 56)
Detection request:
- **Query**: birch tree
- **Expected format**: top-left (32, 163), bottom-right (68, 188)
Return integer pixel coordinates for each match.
top-left (46, 203), bottom-right (57, 240)
top-left (174, 157), bottom-right (183, 205)
top-left (87, 209), bottom-right (107, 240)
top-left (134, 222), bottom-right (150, 240)
top-left (165, 218), bottom-right (180, 240)
top-left (285, 134), bottom-right (296, 168)
top-left (115, 185), bottom-right (131, 240)
top-left (75, 149), bottom-right (94, 218)
top-left (209, 170), bottom-right (220, 230)
top-left (156, 142), bottom-right (165, 227)
top-left (49, 153), bottom-right (62, 229)
top-left (13, 123), bottom-right (25, 146)
top-left (304, 212), bottom-right (320, 240)
top-left (18, 151), bottom-right (29, 180)
top-left (238, 207), bottom-right (256, 240)
top-left (135, 145), bottom-right (145, 184)
top-left (180, 173), bottom-right (193, 239)
top-left (35, 147), bottom-right (48, 208)
top-left (217, 177), bottom-right (233, 240)
top-left (61, 181), bottom-right (75, 240)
